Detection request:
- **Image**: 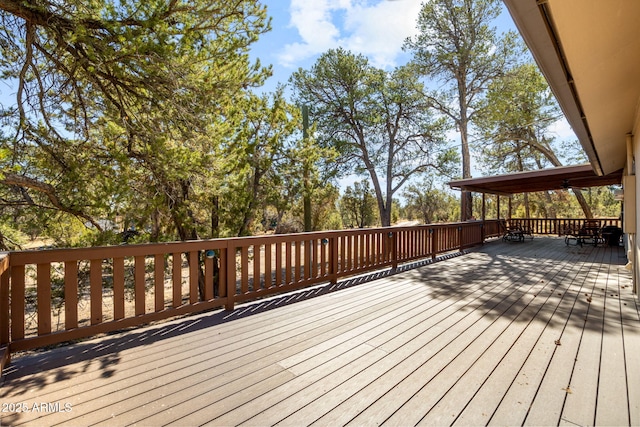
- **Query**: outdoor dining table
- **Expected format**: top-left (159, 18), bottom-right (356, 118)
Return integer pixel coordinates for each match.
top-left (564, 221), bottom-right (602, 246)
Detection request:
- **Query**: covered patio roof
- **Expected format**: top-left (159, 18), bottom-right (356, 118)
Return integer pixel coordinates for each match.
top-left (448, 164), bottom-right (623, 196)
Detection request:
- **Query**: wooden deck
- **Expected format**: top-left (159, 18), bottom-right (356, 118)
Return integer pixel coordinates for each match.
top-left (1, 237), bottom-right (638, 426)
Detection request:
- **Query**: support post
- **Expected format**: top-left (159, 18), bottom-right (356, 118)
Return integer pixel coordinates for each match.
top-left (390, 231), bottom-right (398, 271)
top-left (225, 243), bottom-right (236, 311)
top-left (330, 236), bottom-right (339, 284)
top-left (481, 194), bottom-right (486, 241)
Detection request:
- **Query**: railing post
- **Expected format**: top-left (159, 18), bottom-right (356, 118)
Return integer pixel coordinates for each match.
top-left (11, 265), bottom-right (25, 342)
top-left (329, 236), bottom-right (339, 284)
top-left (390, 231), bottom-right (398, 271)
top-left (0, 254), bottom-right (10, 346)
top-left (225, 243), bottom-right (236, 311)
top-left (430, 228), bottom-right (437, 260)
top-left (0, 253), bottom-right (9, 373)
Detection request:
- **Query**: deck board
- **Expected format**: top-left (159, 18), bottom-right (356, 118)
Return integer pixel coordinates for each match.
top-left (488, 245), bottom-right (608, 425)
top-left (0, 237), bottom-right (637, 427)
top-left (595, 249), bottom-right (633, 427)
top-left (559, 248), bottom-right (610, 427)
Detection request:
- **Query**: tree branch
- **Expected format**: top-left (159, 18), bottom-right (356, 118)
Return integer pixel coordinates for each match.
top-left (2, 173), bottom-right (103, 231)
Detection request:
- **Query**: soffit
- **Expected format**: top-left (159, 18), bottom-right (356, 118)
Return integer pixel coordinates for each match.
top-left (503, 0), bottom-right (640, 175)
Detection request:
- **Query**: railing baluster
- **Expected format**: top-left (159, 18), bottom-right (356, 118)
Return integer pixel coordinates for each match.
top-left (264, 243), bottom-right (272, 289)
top-left (172, 253), bottom-right (182, 307)
top-left (344, 235), bottom-right (350, 272)
top-left (219, 249), bottom-right (227, 298)
top-left (11, 266), bottom-right (25, 341)
top-left (321, 239), bottom-right (327, 277)
top-left (364, 233), bottom-right (370, 267)
top-left (331, 236), bottom-right (339, 284)
top-left (37, 264), bottom-right (51, 335)
top-left (204, 253), bottom-right (214, 300)
top-left (295, 241), bottom-right (302, 282)
top-left (254, 244), bottom-right (261, 291)
top-left (225, 244), bottom-right (236, 310)
top-left (0, 258), bottom-right (9, 344)
top-left (339, 235), bottom-right (346, 274)
top-left (112, 257), bottom-right (125, 320)
top-left (90, 259), bottom-right (103, 325)
top-left (155, 254), bottom-right (165, 311)
top-left (134, 256), bottom-right (146, 315)
top-left (189, 251), bottom-right (199, 304)
top-left (275, 242), bottom-right (282, 286)
top-left (285, 241), bottom-right (292, 285)
top-left (241, 246), bottom-right (249, 293)
top-left (64, 260), bottom-right (79, 328)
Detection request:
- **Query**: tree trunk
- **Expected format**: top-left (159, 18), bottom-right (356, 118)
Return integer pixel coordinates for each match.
top-left (302, 105), bottom-right (312, 232)
top-left (573, 189), bottom-right (593, 219)
top-left (542, 191), bottom-right (557, 218)
top-left (150, 208), bottom-right (160, 242)
top-left (523, 193), bottom-right (530, 218)
top-left (531, 139), bottom-right (593, 219)
top-left (211, 195), bottom-right (219, 238)
top-left (459, 100), bottom-right (472, 221)
top-left (170, 180), bottom-right (207, 301)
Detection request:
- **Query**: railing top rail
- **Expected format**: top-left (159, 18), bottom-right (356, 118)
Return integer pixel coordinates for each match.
top-left (7, 218), bottom-right (586, 267)
top-left (8, 222), bottom-right (498, 266)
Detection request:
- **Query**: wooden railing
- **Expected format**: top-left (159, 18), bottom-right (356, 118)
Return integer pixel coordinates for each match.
top-left (0, 253), bottom-right (9, 372)
top-left (508, 218), bottom-right (621, 235)
top-left (0, 221), bottom-right (503, 355)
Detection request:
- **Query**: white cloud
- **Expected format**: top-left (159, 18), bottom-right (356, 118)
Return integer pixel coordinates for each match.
top-left (549, 117), bottom-right (578, 141)
top-left (279, 0), bottom-right (424, 69)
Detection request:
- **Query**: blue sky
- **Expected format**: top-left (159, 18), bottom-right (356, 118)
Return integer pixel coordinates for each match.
top-left (252, 0), bottom-right (519, 93)
top-left (250, 0), bottom-right (577, 179)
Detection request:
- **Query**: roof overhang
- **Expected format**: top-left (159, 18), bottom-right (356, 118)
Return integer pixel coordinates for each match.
top-left (502, 0), bottom-right (640, 176)
top-left (449, 164), bottom-right (623, 196)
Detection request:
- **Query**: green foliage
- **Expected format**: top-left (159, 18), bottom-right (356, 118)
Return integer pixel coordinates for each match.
top-left (475, 63), bottom-right (563, 173)
top-left (404, 0), bottom-right (521, 220)
top-left (475, 63), bottom-right (597, 218)
top-left (290, 48), bottom-right (455, 226)
top-left (0, 0), bottom-right (274, 245)
top-left (0, 222), bottom-right (28, 250)
top-left (215, 89), bottom-right (300, 237)
top-left (340, 180), bottom-right (379, 228)
top-left (509, 187), bottom-right (621, 219)
top-left (287, 183), bottom-right (343, 232)
top-left (403, 179), bottom-right (459, 224)
top-left (0, 0), bottom-right (607, 249)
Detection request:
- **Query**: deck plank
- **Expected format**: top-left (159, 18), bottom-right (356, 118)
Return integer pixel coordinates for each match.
top-left (290, 249), bottom-right (568, 426)
top-left (595, 249), bottom-right (632, 426)
top-left (487, 247), bottom-right (606, 426)
top-left (0, 237), bottom-right (636, 427)
top-left (227, 259), bottom-right (505, 425)
top-left (522, 252), bottom-right (604, 426)
top-left (33, 279), bottom-right (421, 426)
top-left (417, 251), bottom-right (580, 426)
top-left (559, 248), bottom-right (612, 427)
top-left (241, 270), bottom-right (508, 426)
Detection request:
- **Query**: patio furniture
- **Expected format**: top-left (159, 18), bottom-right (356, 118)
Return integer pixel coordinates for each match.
top-left (520, 225), bottom-right (534, 240)
top-left (503, 225), bottom-right (525, 242)
top-left (601, 225), bottom-right (623, 246)
top-left (564, 220), bottom-right (602, 246)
